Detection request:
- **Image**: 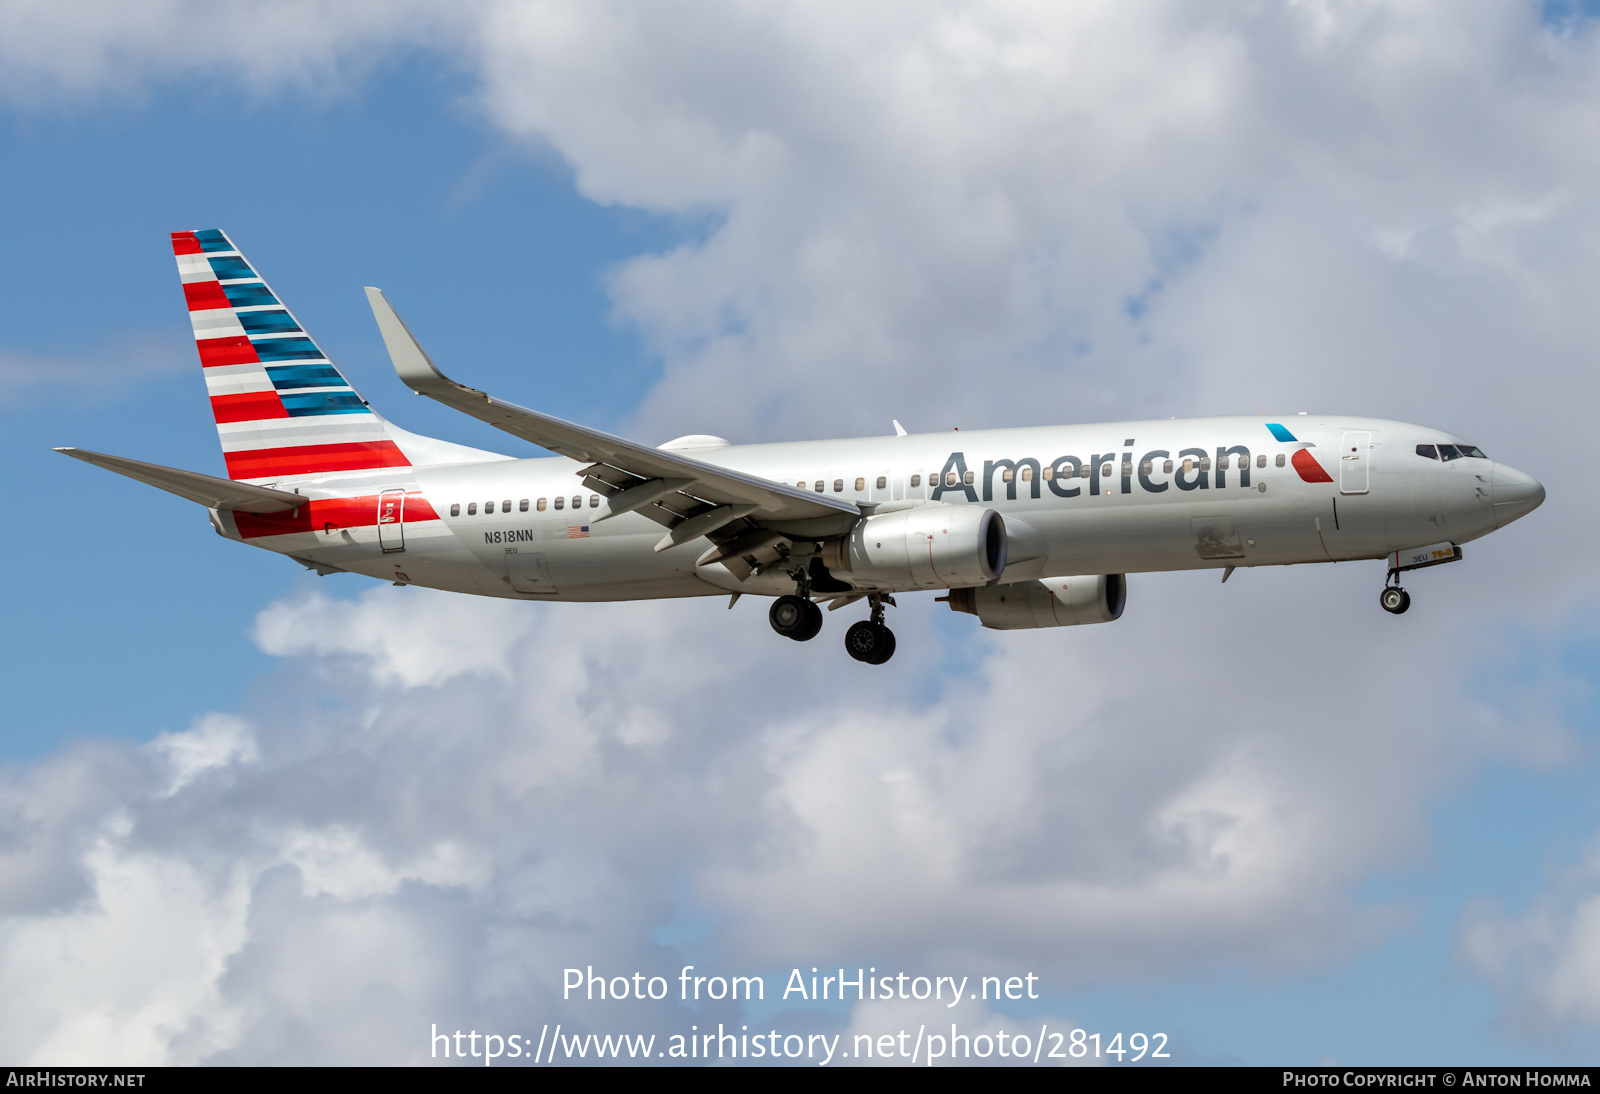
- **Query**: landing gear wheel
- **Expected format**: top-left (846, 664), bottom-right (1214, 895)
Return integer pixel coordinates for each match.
top-left (1380, 586), bottom-right (1411, 615)
top-left (770, 595), bottom-right (824, 641)
top-left (845, 620), bottom-right (896, 664)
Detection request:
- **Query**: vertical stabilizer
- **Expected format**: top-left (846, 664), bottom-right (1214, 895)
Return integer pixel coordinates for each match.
top-left (172, 228), bottom-right (410, 483)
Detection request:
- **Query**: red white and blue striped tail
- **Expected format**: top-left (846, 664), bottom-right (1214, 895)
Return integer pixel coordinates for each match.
top-left (172, 228), bottom-right (412, 484)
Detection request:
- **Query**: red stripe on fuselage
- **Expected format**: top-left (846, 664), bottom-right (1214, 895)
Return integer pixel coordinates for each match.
top-left (223, 441), bottom-right (412, 481)
top-left (171, 231), bottom-right (203, 255)
top-left (210, 391), bottom-right (288, 424)
top-left (233, 493), bottom-right (440, 540)
top-left (1292, 448), bottom-right (1334, 484)
top-left (198, 335), bottom-right (260, 368)
top-left (183, 280), bottom-right (231, 311)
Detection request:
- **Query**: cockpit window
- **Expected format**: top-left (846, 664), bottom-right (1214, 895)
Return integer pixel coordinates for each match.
top-left (1458, 445), bottom-right (1487, 458)
top-left (1438, 444), bottom-right (1461, 461)
top-left (1416, 444), bottom-right (1438, 460)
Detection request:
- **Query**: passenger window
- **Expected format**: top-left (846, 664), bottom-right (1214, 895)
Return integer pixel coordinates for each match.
top-left (1041, 466), bottom-right (1053, 481)
top-left (910, 474), bottom-right (921, 487)
top-left (1101, 463), bottom-right (1112, 477)
top-left (834, 479), bottom-right (844, 492)
top-left (1182, 459), bottom-right (1193, 474)
top-left (875, 476), bottom-right (886, 490)
top-left (1001, 469), bottom-right (1014, 483)
top-left (1081, 465), bottom-right (1091, 479)
top-left (503, 499), bottom-right (512, 512)
top-left (483, 501), bottom-right (494, 514)
top-left (572, 495), bottom-right (582, 508)
top-left (519, 499), bottom-right (529, 512)
top-left (1275, 453), bottom-right (1286, 468)
top-left (1140, 461), bottom-right (1152, 476)
top-left (1257, 454), bottom-right (1266, 468)
top-left (1438, 444), bottom-right (1461, 461)
top-left (1200, 458), bottom-right (1212, 471)
top-left (962, 470), bottom-right (975, 486)
top-left (450, 503), bottom-right (461, 517)
top-left (814, 480), bottom-right (824, 492)
top-left (1020, 466), bottom-right (1033, 482)
top-left (854, 477), bottom-right (865, 491)
top-left (589, 495), bottom-right (599, 507)
top-left (537, 498), bottom-right (547, 512)
top-left (1163, 460), bottom-right (1174, 474)
top-left (554, 497), bottom-right (564, 510)
top-left (468, 502), bottom-right (478, 515)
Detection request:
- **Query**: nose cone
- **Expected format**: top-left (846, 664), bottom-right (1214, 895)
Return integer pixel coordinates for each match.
top-left (1492, 463), bottom-right (1546, 528)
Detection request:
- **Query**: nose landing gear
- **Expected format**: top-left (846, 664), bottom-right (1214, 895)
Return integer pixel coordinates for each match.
top-left (845, 594), bottom-right (897, 664)
top-left (1380, 584), bottom-right (1411, 615)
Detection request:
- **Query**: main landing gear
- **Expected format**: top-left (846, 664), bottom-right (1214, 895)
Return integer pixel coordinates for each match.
top-left (844, 594), bottom-right (896, 665)
top-left (766, 571), bottom-right (897, 665)
top-left (769, 563), bottom-right (823, 642)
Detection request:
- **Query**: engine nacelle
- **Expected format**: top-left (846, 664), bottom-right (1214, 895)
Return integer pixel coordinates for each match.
top-left (944, 575), bottom-right (1126, 629)
top-left (820, 505), bottom-right (1006, 589)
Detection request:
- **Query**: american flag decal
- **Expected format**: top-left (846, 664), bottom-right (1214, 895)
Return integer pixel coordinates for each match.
top-left (567, 525), bottom-right (590, 539)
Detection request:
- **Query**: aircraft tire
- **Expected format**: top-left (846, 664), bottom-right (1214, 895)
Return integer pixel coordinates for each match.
top-left (868, 626), bottom-right (896, 665)
top-left (770, 595), bottom-right (812, 639)
top-left (1380, 586), bottom-right (1411, 615)
top-left (796, 599), bottom-right (824, 641)
top-left (845, 620), bottom-right (895, 664)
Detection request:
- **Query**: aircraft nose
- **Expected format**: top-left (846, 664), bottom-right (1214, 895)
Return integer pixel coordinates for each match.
top-left (1492, 462), bottom-right (1545, 528)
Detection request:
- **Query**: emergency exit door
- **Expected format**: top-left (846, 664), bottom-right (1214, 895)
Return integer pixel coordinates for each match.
top-left (377, 489), bottom-right (406, 552)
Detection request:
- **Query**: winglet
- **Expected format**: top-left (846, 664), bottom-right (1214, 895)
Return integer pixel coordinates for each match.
top-left (365, 287), bottom-right (460, 398)
top-left (892, 420), bottom-right (908, 437)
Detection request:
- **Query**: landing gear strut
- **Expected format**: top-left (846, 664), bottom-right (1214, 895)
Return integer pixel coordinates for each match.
top-left (769, 565), bottom-right (823, 641)
top-left (844, 594), bottom-right (897, 665)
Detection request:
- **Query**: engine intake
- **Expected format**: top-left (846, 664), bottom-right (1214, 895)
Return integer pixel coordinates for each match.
top-left (820, 505), bottom-right (1006, 589)
top-left (945, 575), bottom-right (1126, 629)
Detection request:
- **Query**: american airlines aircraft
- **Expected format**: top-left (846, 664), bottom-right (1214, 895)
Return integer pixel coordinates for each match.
top-left (58, 230), bottom-right (1545, 665)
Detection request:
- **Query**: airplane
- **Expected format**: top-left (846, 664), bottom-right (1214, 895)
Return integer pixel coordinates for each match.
top-left (57, 230), bottom-right (1546, 665)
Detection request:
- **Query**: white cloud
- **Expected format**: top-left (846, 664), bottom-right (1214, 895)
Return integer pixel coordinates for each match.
top-left (0, 569), bottom-right (1573, 1062)
top-left (0, 0), bottom-right (461, 102)
top-left (0, 332), bottom-right (189, 403)
top-left (1460, 846), bottom-right (1600, 1036)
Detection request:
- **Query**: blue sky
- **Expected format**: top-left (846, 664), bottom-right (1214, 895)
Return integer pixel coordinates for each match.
top-left (0, 54), bottom-right (679, 756)
top-left (2, 0), bottom-right (1600, 1067)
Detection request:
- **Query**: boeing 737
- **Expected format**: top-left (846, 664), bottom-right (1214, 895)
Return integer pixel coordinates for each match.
top-left (57, 230), bottom-right (1546, 664)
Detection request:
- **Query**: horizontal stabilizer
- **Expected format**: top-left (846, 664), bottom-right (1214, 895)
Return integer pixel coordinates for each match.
top-left (55, 448), bottom-right (306, 513)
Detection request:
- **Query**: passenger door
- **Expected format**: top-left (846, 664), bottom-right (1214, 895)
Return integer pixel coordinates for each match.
top-left (1340, 431), bottom-right (1371, 495)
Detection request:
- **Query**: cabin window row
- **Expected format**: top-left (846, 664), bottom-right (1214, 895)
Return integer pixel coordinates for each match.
top-left (446, 452), bottom-right (1298, 517)
top-left (796, 476), bottom-right (892, 493)
top-left (449, 495), bottom-right (601, 517)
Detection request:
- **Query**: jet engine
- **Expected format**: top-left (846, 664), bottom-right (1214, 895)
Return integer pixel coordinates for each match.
top-left (820, 505), bottom-right (1007, 589)
top-left (943, 575), bottom-right (1126, 629)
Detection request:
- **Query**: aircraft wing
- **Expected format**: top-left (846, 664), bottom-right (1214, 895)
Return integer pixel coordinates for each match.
top-left (55, 448), bottom-right (306, 513)
top-left (365, 288), bottom-right (860, 549)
